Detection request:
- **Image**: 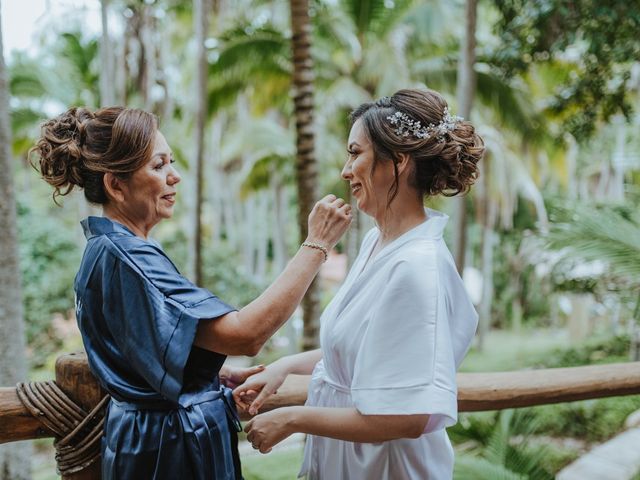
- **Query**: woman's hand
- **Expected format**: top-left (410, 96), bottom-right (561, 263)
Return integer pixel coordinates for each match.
top-left (244, 407), bottom-right (298, 454)
top-left (306, 194), bottom-right (352, 251)
top-left (219, 364), bottom-right (265, 389)
top-left (233, 361), bottom-right (290, 415)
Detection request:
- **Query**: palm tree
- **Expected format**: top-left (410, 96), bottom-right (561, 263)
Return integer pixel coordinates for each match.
top-left (452, 0), bottom-right (478, 274)
top-left (192, 0), bottom-right (209, 285)
top-left (290, 0), bottom-right (321, 350)
top-left (0, 3), bottom-right (31, 477)
top-left (100, 0), bottom-right (116, 106)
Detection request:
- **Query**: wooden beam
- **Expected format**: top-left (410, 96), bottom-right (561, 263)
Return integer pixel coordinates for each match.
top-left (0, 387), bottom-right (54, 443)
top-left (3, 359), bottom-right (640, 440)
top-left (457, 362), bottom-right (640, 411)
top-left (248, 362), bottom-right (640, 417)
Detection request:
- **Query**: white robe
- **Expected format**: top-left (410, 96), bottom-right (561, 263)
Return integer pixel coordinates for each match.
top-left (299, 209), bottom-right (478, 480)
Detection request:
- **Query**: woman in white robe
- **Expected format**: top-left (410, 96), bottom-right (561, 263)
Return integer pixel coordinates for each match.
top-left (236, 88), bottom-right (485, 479)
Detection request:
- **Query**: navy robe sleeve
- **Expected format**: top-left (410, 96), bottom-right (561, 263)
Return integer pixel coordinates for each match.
top-left (101, 242), bottom-right (236, 403)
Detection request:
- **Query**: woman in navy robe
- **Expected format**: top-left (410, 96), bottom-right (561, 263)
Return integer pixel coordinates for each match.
top-left (32, 106), bottom-right (352, 479)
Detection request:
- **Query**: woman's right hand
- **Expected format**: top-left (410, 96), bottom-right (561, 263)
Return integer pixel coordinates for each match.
top-left (306, 194), bottom-right (352, 251)
top-left (233, 360), bottom-right (291, 416)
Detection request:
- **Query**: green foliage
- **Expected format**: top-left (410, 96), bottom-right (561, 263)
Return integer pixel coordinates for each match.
top-left (532, 334), bottom-right (630, 369)
top-left (547, 203), bottom-right (640, 279)
top-left (492, 0), bottom-right (640, 139)
top-left (451, 409), bottom-right (554, 479)
top-left (525, 395), bottom-right (640, 442)
top-left (160, 230), bottom-right (264, 309)
top-left (208, 26), bottom-right (291, 113)
top-left (17, 202), bottom-right (81, 367)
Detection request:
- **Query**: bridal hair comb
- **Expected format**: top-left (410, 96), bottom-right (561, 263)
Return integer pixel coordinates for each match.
top-left (386, 107), bottom-right (463, 142)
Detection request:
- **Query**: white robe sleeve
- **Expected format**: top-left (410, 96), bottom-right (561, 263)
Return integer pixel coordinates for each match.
top-left (350, 255), bottom-right (458, 433)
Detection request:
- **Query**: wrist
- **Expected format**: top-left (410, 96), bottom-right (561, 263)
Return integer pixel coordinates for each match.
top-left (301, 240), bottom-right (328, 262)
top-left (286, 406), bottom-right (305, 432)
top-left (273, 356), bottom-right (295, 375)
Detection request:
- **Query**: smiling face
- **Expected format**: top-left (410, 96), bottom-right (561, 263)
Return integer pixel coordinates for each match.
top-left (342, 118), bottom-right (397, 218)
top-left (119, 131), bottom-right (181, 229)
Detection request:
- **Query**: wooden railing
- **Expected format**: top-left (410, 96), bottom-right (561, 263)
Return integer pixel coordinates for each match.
top-left (1, 352), bottom-right (640, 479)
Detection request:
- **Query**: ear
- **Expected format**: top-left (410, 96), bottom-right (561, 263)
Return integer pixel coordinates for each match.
top-left (396, 153), bottom-right (412, 176)
top-left (103, 172), bottom-right (126, 204)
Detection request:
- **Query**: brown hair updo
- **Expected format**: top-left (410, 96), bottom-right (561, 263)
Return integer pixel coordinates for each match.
top-left (350, 89), bottom-right (484, 202)
top-left (31, 106), bottom-right (158, 204)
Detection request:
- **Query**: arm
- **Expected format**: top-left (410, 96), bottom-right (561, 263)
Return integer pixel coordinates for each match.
top-left (194, 196), bottom-right (351, 356)
top-left (234, 349), bottom-right (322, 414)
top-left (245, 406), bottom-right (429, 453)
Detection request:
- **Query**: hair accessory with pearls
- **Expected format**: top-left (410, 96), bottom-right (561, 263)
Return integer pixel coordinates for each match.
top-left (386, 107), bottom-right (463, 142)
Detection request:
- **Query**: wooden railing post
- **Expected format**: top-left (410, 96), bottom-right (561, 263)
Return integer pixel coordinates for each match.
top-left (55, 351), bottom-right (104, 480)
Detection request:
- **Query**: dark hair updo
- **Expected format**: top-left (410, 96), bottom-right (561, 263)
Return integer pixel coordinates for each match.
top-left (31, 106), bottom-right (158, 204)
top-left (350, 89), bottom-right (484, 202)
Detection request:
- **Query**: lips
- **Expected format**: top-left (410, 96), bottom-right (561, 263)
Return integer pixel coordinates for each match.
top-left (351, 183), bottom-right (362, 195)
top-left (162, 193), bottom-right (176, 204)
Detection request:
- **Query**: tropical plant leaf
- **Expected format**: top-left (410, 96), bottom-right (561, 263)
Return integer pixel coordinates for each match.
top-left (547, 204), bottom-right (640, 278)
top-left (454, 454), bottom-right (527, 480)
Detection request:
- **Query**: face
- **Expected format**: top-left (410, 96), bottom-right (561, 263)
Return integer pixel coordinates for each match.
top-left (120, 131), bottom-right (181, 228)
top-left (342, 118), bottom-right (396, 218)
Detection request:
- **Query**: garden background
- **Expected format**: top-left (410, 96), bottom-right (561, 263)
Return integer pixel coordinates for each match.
top-left (0, 0), bottom-right (639, 478)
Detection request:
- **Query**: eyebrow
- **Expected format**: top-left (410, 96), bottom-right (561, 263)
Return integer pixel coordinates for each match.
top-left (348, 142), bottom-right (361, 149)
top-left (152, 152), bottom-right (173, 159)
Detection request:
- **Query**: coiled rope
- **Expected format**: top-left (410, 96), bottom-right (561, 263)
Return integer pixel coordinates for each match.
top-left (16, 381), bottom-right (109, 475)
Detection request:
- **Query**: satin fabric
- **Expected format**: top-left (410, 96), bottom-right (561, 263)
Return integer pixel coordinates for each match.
top-left (75, 216), bottom-right (241, 479)
top-left (300, 209), bottom-right (478, 479)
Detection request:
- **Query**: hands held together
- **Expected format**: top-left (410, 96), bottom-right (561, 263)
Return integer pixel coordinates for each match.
top-left (230, 360), bottom-right (295, 453)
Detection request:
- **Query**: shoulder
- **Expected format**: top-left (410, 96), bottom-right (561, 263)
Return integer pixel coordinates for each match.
top-left (393, 240), bottom-right (438, 273)
top-left (90, 233), bottom-right (182, 288)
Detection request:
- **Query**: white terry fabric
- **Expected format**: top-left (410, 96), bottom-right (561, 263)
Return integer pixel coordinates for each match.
top-left (299, 209), bottom-right (478, 480)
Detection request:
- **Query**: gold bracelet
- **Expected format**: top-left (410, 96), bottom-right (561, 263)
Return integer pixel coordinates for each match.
top-left (301, 242), bottom-right (328, 262)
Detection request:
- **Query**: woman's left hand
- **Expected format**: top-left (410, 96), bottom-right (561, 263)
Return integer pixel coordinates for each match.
top-left (244, 407), bottom-right (297, 454)
top-left (219, 364), bottom-right (265, 389)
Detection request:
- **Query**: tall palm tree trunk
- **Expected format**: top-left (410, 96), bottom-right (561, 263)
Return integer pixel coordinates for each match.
top-left (99, 0), bottom-right (115, 106)
top-left (452, 0), bottom-right (477, 273)
top-left (192, 0), bottom-right (209, 285)
top-left (290, 0), bottom-right (321, 350)
top-left (0, 5), bottom-right (31, 477)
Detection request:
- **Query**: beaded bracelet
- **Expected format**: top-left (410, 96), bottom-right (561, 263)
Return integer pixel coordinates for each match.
top-left (301, 242), bottom-right (328, 262)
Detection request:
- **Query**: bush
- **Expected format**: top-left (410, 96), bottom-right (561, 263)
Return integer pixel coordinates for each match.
top-left (17, 202), bottom-right (81, 367)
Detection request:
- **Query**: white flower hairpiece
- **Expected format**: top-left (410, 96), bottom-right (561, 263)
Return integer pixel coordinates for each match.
top-left (386, 107), bottom-right (463, 142)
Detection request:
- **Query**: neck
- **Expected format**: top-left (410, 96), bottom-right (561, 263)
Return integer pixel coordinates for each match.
top-left (102, 204), bottom-right (152, 239)
top-left (374, 193), bottom-right (427, 246)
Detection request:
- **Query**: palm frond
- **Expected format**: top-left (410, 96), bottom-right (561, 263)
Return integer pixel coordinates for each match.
top-left (454, 455), bottom-right (526, 480)
top-left (547, 205), bottom-right (640, 278)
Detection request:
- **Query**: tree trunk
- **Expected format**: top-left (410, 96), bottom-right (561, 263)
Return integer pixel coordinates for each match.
top-left (290, 0), bottom-right (321, 350)
top-left (452, 0), bottom-right (477, 273)
top-left (99, 0), bottom-right (115, 106)
top-left (192, 0), bottom-right (209, 285)
top-left (0, 5), bottom-right (32, 477)
top-left (476, 155), bottom-right (495, 352)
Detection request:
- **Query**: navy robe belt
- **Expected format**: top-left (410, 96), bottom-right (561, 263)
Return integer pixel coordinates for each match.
top-left (111, 386), bottom-right (242, 432)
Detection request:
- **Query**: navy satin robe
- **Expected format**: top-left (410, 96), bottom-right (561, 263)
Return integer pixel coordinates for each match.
top-left (74, 216), bottom-right (242, 479)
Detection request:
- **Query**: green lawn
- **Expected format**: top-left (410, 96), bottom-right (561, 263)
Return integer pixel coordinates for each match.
top-left (33, 439), bottom-right (304, 480)
top-left (460, 328), bottom-right (571, 372)
top-left (242, 448), bottom-right (304, 480)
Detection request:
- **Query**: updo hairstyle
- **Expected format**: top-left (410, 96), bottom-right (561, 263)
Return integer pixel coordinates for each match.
top-left (31, 106), bottom-right (157, 204)
top-left (350, 89), bottom-right (484, 203)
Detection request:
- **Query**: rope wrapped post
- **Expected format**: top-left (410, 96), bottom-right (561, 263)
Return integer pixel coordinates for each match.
top-left (54, 351), bottom-right (105, 480)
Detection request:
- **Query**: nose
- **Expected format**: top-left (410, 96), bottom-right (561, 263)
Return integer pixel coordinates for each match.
top-left (341, 159), bottom-right (352, 181)
top-left (168, 165), bottom-right (181, 185)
